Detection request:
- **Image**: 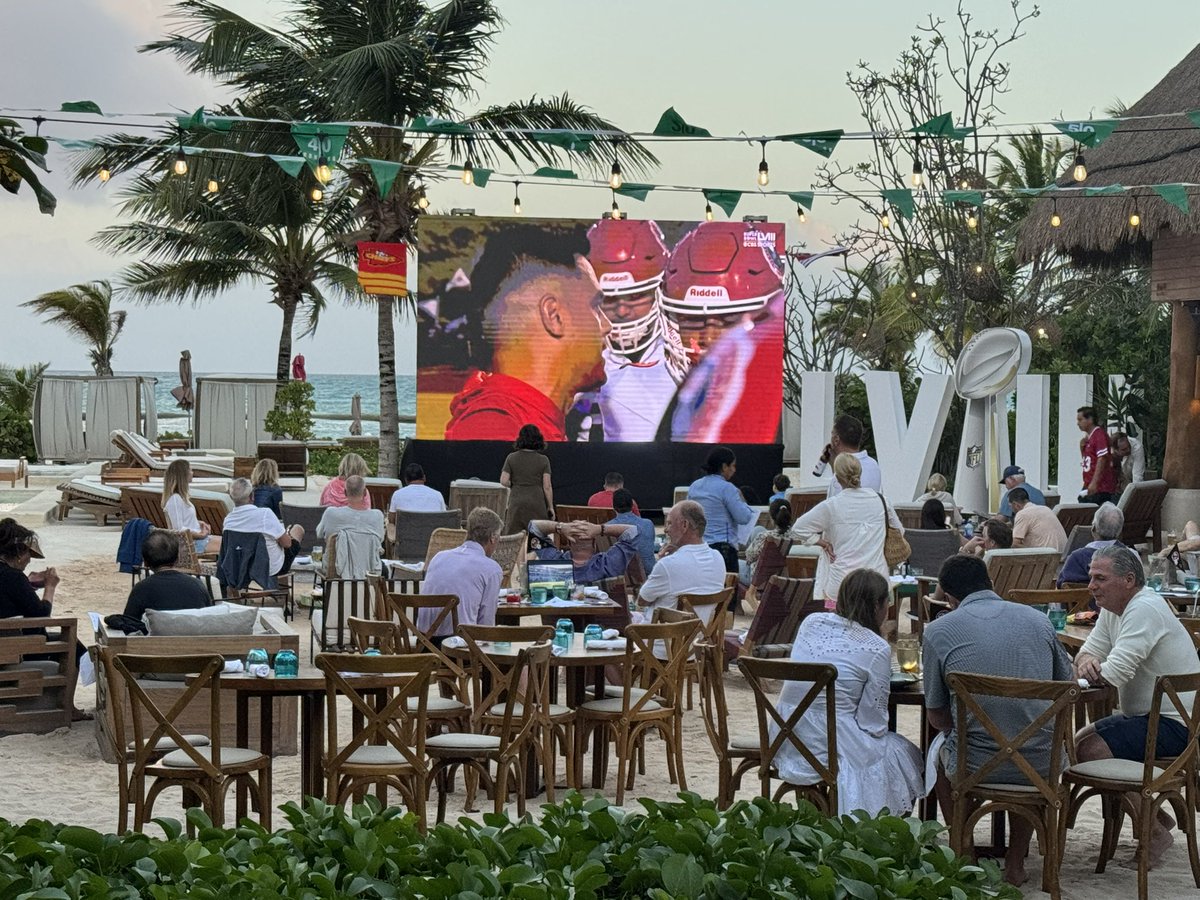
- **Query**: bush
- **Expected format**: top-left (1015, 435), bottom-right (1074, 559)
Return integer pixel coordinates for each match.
top-left (0, 793), bottom-right (1018, 899)
top-left (0, 405), bottom-right (36, 463)
top-left (264, 380), bottom-right (316, 441)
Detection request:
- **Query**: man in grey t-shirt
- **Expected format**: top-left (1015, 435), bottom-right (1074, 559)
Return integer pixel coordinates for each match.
top-left (923, 555), bottom-right (1073, 888)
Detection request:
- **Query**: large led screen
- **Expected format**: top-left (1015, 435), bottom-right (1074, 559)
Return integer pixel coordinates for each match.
top-left (416, 216), bottom-right (786, 443)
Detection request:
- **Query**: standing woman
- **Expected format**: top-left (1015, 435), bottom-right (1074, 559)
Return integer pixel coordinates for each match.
top-left (687, 446), bottom-right (753, 573)
top-left (501, 424), bottom-right (554, 534)
top-left (163, 459), bottom-right (221, 554)
top-left (790, 453), bottom-right (901, 603)
top-left (251, 458), bottom-right (284, 519)
top-left (319, 452), bottom-right (373, 508)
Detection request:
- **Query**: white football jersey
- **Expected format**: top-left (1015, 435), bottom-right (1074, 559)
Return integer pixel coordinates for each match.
top-left (598, 336), bottom-right (678, 441)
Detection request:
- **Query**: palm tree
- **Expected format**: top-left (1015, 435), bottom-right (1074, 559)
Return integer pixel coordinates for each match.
top-left (91, 145), bottom-right (361, 386)
top-left (22, 281), bottom-right (126, 375)
top-left (140, 0), bottom-right (657, 475)
top-left (0, 362), bottom-right (48, 418)
top-left (0, 118), bottom-right (55, 215)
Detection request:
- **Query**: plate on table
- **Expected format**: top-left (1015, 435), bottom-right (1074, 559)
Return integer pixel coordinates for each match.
top-left (890, 672), bottom-right (918, 686)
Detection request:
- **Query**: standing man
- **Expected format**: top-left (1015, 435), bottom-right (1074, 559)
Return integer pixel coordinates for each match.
top-left (389, 463), bottom-right (447, 512)
top-left (820, 415), bottom-right (881, 497)
top-left (636, 500), bottom-right (726, 620)
top-left (1077, 406), bottom-right (1118, 504)
top-left (418, 507), bottom-right (503, 639)
top-left (1073, 546), bottom-right (1200, 867)
top-left (923, 555), bottom-right (1074, 888)
top-left (1111, 431), bottom-right (1146, 492)
top-left (1010, 488), bottom-right (1068, 555)
top-left (997, 465), bottom-right (1046, 519)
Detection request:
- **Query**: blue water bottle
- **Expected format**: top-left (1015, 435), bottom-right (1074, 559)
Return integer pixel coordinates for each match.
top-left (554, 618), bottom-right (574, 651)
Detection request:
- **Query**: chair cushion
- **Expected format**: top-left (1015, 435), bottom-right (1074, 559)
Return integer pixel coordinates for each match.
top-left (580, 696), bottom-right (662, 714)
top-left (487, 702), bottom-right (572, 718)
top-left (602, 685), bottom-right (650, 699)
top-left (146, 603), bottom-right (258, 636)
top-left (407, 696), bottom-right (469, 713)
top-left (5, 660), bottom-right (61, 675)
top-left (426, 733), bottom-right (502, 751)
top-left (160, 747), bottom-right (263, 768)
top-left (1067, 758), bottom-right (1164, 782)
top-left (729, 733), bottom-right (759, 752)
top-left (128, 735), bottom-right (211, 752)
top-left (976, 782), bottom-right (1043, 793)
top-left (344, 745), bottom-right (410, 766)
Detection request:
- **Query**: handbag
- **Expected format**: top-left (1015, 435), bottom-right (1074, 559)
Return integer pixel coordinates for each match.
top-left (878, 493), bottom-right (911, 569)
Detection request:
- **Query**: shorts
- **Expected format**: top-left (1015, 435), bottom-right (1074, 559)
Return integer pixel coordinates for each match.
top-left (1093, 712), bottom-right (1190, 761)
top-left (276, 539), bottom-right (301, 576)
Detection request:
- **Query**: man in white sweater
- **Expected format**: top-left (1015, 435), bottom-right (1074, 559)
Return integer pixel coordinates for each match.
top-left (1074, 545), bottom-right (1200, 865)
top-left (637, 500), bottom-right (726, 620)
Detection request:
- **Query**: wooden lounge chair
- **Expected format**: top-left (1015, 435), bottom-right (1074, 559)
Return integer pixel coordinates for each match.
top-left (983, 548), bottom-right (1061, 599)
top-left (1055, 502), bottom-right (1099, 536)
top-left (56, 479), bottom-right (123, 525)
top-left (0, 616), bottom-right (79, 734)
top-left (0, 458), bottom-right (28, 488)
top-left (119, 485), bottom-right (234, 535)
top-left (386, 509), bottom-right (462, 561)
top-left (554, 504), bottom-right (615, 525)
top-left (1117, 478), bottom-right (1169, 551)
top-left (725, 576), bottom-right (818, 662)
top-left (448, 479), bottom-right (509, 526)
top-left (364, 477), bottom-right (401, 513)
top-left (110, 429), bottom-right (234, 478)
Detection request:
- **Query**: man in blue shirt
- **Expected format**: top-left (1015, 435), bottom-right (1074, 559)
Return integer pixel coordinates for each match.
top-left (997, 465), bottom-right (1046, 519)
top-left (611, 488), bottom-right (655, 576)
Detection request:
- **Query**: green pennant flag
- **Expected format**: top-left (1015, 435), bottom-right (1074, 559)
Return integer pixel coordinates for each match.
top-left (1188, 110), bottom-right (1200, 130)
top-left (787, 191), bottom-right (815, 211)
top-left (530, 131), bottom-right (594, 152)
top-left (941, 190), bottom-right (984, 207)
top-left (1053, 120), bottom-right (1119, 148)
top-left (881, 188), bottom-right (915, 219)
top-left (1012, 185), bottom-right (1060, 197)
top-left (445, 165), bottom-right (492, 187)
top-left (910, 113), bottom-right (974, 141)
top-left (531, 166), bottom-right (577, 179)
top-left (653, 107), bottom-right (711, 137)
top-left (268, 155), bottom-right (305, 178)
top-left (47, 137), bottom-right (96, 151)
top-left (702, 189), bottom-right (741, 217)
top-left (409, 116), bottom-right (471, 135)
top-left (1153, 183), bottom-right (1190, 214)
top-left (778, 130), bottom-right (843, 158)
top-left (175, 107), bottom-right (235, 133)
top-left (1083, 184), bottom-right (1126, 196)
top-left (290, 123), bottom-right (350, 175)
top-left (60, 100), bottom-right (103, 115)
top-left (614, 183), bottom-right (654, 201)
top-left (363, 159), bottom-right (403, 198)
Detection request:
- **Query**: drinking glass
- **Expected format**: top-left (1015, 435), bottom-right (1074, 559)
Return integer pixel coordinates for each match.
top-left (530, 587), bottom-right (547, 605)
top-left (1048, 604), bottom-right (1067, 632)
top-left (1147, 573), bottom-right (1164, 592)
top-left (896, 638), bottom-right (921, 675)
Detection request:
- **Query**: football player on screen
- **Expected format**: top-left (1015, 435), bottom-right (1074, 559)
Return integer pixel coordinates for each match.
top-left (443, 225), bottom-right (608, 442)
top-left (584, 218), bottom-right (680, 441)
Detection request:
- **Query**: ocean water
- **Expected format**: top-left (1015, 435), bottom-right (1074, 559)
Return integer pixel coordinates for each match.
top-left (146, 372), bottom-right (417, 439)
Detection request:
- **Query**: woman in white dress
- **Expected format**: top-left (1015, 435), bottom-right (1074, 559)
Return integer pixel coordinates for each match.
top-left (771, 568), bottom-right (923, 815)
top-left (791, 453), bottom-right (902, 603)
top-left (162, 459), bottom-right (221, 555)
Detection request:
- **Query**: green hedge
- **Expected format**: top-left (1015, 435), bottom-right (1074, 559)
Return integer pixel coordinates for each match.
top-left (0, 792), bottom-right (1017, 899)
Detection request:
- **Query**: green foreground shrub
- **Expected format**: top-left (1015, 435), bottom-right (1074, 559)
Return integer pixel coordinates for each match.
top-left (0, 792), bottom-right (1018, 899)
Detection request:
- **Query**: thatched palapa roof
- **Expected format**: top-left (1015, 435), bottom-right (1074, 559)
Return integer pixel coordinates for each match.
top-left (1016, 42), bottom-right (1200, 267)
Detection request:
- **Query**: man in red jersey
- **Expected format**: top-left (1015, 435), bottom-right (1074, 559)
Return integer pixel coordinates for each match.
top-left (1077, 405), bottom-right (1118, 504)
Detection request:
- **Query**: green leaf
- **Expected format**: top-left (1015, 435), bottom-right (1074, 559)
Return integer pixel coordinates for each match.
top-left (779, 129), bottom-right (843, 157)
top-left (652, 107), bottom-right (711, 137)
top-left (60, 100), bottom-right (103, 115)
top-left (841, 877), bottom-right (880, 899)
top-left (660, 854), bottom-right (704, 897)
top-left (57, 826), bottom-right (104, 854)
top-left (498, 863), bottom-right (538, 885)
top-left (1053, 119), bottom-right (1119, 148)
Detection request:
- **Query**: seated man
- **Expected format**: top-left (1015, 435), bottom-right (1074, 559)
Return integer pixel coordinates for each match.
top-left (316, 475), bottom-right (386, 578)
top-left (997, 465), bottom-right (1046, 519)
top-left (923, 555), bottom-right (1073, 888)
top-left (123, 531), bottom-right (212, 620)
top-left (527, 517), bottom-right (639, 584)
top-left (389, 463), bottom-right (447, 512)
top-left (587, 471), bottom-right (640, 515)
top-left (418, 507), bottom-right (503, 639)
top-left (1073, 545), bottom-right (1200, 867)
top-left (1058, 502), bottom-right (1124, 586)
top-left (959, 517), bottom-right (1012, 558)
top-left (636, 500), bottom-right (726, 620)
top-left (610, 488), bottom-right (655, 576)
top-left (1010, 488), bottom-right (1068, 555)
top-left (222, 478), bottom-right (305, 579)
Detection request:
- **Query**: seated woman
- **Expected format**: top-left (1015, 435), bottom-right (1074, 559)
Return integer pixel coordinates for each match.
top-left (744, 499), bottom-right (792, 610)
top-left (920, 497), bottom-right (949, 530)
top-left (251, 458), bottom-right (284, 519)
top-left (771, 568), bottom-right (923, 816)
top-left (162, 459), bottom-right (221, 555)
top-left (319, 452), bottom-right (373, 509)
top-left (0, 518), bottom-right (89, 721)
top-left (916, 473), bottom-right (963, 527)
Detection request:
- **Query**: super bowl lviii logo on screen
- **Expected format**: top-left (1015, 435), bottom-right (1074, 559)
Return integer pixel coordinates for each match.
top-left (415, 217), bottom-right (786, 444)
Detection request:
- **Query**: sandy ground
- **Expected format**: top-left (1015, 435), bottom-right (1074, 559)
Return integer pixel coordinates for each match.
top-left (0, 473), bottom-right (1194, 899)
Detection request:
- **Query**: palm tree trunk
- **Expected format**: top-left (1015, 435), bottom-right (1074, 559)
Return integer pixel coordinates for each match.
top-left (276, 297), bottom-right (298, 387)
top-left (377, 295), bottom-right (400, 477)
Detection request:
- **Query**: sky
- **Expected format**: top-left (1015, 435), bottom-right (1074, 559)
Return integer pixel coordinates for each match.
top-left (1, 0), bottom-right (1197, 377)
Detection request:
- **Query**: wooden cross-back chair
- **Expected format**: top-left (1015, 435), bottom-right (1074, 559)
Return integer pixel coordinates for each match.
top-left (696, 640), bottom-right (760, 809)
top-left (1062, 672), bottom-right (1200, 900)
top-left (985, 549), bottom-right (1062, 599)
top-left (738, 656), bottom-right (839, 812)
top-left (426, 641), bottom-right (553, 821)
top-left (347, 617), bottom-right (402, 654)
top-left (575, 618), bottom-right (700, 805)
top-left (112, 652), bottom-right (270, 832)
top-left (554, 504), bottom-right (615, 526)
top-left (1009, 587), bottom-right (1093, 617)
top-left (383, 592), bottom-right (471, 732)
top-left (1176, 617), bottom-right (1200, 652)
top-left (309, 577), bottom-right (373, 658)
top-left (678, 588), bottom-right (735, 709)
top-left (314, 653), bottom-right (435, 830)
top-left (946, 673), bottom-right (1080, 900)
top-left (386, 509), bottom-right (463, 561)
top-left (491, 532), bottom-right (526, 589)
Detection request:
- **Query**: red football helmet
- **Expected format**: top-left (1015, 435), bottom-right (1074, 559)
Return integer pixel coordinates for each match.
top-left (659, 221), bottom-right (784, 318)
top-left (587, 218), bottom-right (669, 355)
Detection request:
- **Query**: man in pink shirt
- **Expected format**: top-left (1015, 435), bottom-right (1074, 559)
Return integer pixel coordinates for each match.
top-left (586, 472), bottom-right (639, 516)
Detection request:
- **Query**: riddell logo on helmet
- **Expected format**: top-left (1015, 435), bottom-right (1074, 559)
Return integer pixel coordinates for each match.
top-left (684, 286), bottom-right (730, 301)
top-left (743, 230), bottom-right (778, 249)
top-left (600, 273), bottom-right (635, 287)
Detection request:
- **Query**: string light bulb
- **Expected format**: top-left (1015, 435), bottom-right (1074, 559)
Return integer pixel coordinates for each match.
top-left (911, 138), bottom-right (924, 188)
top-left (512, 181), bottom-right (521, 216)
top-left (1050, 199), bottom-right (1061, 228)
top-left (1129, 199), bottom-right (1140, 228)
top-left (796, 204), bottom-right (807, 224)
top-left (172, 127), bottom-right (188, 176)
top-left (1072, 148), bottom-right (1087, 183)
top-left (417, 186), bottom-right (430, 210)
top-left (97, 161), bottom-right (111, 183)
top-left (462, 159), bottom-right (474, 185)
top-left (310, 185), bottom-right (324, 202)
top-left (757, 141), bottom-right (769, 187)
top-left (609, 155), bottom-right (623, 190)
top-left (974, 263), bottom-right (984, 275)
top-left (880, 211), bottom-right (890, 230)
top-left (909, 288), bottom-right (918, 300)
top-left (967, 210), bottom-right (978, 231)
top-left (611, 190), bottom-right (620, 219)
top-left (1037, 327), bottom-right (1047, 338)
top-left (705, 201), bottom-right (714, 222)
top-left (206, 178), bottom-right (219, 194)
top-left (315, 156), bottom-right (332, 184)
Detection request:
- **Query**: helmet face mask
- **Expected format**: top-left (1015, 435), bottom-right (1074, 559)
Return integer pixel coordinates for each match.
top-left (586, 219), bottom-right (671, 359)
top-left (598, 287), bottom-right (661, 355)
